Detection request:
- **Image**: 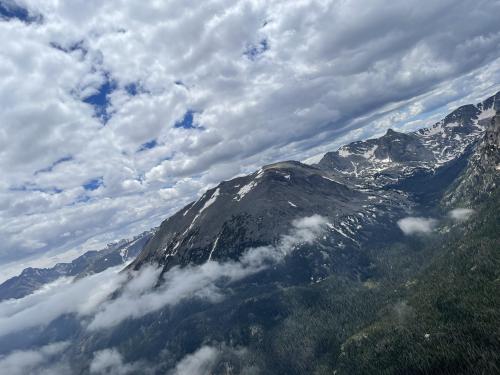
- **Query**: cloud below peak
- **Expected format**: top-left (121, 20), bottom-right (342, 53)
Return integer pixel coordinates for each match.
top-left (448, 208), bottom-right (475, 221)
top-left (397, 216), bottom-right (438, 235)
top-left (0, 215), bottom-right (327, 337)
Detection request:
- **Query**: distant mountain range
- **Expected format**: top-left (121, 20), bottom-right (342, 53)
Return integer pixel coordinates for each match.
top-left (0, 229), bottom-right (155, 301)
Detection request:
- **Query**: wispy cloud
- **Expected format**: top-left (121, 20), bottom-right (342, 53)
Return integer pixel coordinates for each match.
top-left (88, 215), bottom-right (328, 330)
top-left (0, 341), bottom-right (70, 375)
top-left (0, 216), bottom-right (327, 337)
top-left (0, 267), bottom-right (126, 337)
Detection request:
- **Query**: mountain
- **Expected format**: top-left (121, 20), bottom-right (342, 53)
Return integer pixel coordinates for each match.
top-left (335, 113), bottom-right (500, 374)
top-left (112, 93), bottom-right (500, 374)
top-left (444, 110), bottom-right (500, 206)
top-left (0, 92), bottom-right (499, 374)
top-left (0, 229), bottom-right (155, 301)
top-left (131, 92), bottom-right (499, 276)
top-left (131, 160), bottom-right (411, 281)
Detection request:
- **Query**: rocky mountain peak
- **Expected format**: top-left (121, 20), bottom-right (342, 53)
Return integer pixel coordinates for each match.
top-left (126, 92), bottom-right (500, 282)
top-left (131, 92), bottom-right (500, 276)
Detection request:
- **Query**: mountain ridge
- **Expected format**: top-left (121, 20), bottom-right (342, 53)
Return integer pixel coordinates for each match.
top-left (0, 229), bottom-right (155, 301)
top-left (2, 92), bottom-right (497, 303)
top-left (131, 91), bottom-right (499, 276)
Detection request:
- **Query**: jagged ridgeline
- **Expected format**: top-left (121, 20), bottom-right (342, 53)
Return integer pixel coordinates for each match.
top-left (0, 92), bottom-right (498, 374)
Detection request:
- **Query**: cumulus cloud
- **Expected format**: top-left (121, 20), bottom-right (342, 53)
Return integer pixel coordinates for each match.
top-left (170, 346), bottom-right (219, 375)
top-left (0, 0), bottom-right (499, 270)
top-left (90, 348), bottom-right (146, 375)
top-left (0, 215), bottom-right (327, 337)
top-left (397, 216), bottom-right (438, 235)
top-left (0, 341), bottom-right (70, 375)
top-left (448, 208), bottom-right (475, 221)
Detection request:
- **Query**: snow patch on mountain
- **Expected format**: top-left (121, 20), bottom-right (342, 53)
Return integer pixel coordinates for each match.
top-left (200, 188), bottom-right (220, 214)
top-left (208, 235), bottom-right (220, 261)
top-left (338, 147), bottom-right (352, 157)
top-left (478, 107), bottom-right (496, 120)
top-left (234, 180), bottom-right (258, 201)
top-left (362, 145), bottom-right (378, 159)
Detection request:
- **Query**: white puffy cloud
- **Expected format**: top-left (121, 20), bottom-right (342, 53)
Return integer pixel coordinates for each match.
top-left (171, 346), bottom-right (219, 375)
top-left (448, 208), bottom-right (475, 221)
top-left (397, 217), bottom-right (438, 235)
top-left (0, 0), bottom-right (499, 271)
top-left (90, 348), bottom-right (146, 375)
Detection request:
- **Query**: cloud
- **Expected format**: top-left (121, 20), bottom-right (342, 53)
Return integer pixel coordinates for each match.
top-left (0, 266), bottom-right (126, 337)
top-left (90, 348), bottom-right (146, 375)
top-left (448, 208), bottom-right (475, 221)
top-left (170, 346), bottom-right (219, 375)
top-left (0, 341), bottom-right (70, 375)
top-left (397, 216), bottom-right (438, 235)
top-left (1, 0), bottom-right (500, 272)
top-left (88, 215), bottom-right (328, 330)
top-left (0, 215), bottom-right (327, 337)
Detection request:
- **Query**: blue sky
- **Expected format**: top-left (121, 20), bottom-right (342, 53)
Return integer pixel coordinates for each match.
top-left (0, 0), bottom-right (500, 281)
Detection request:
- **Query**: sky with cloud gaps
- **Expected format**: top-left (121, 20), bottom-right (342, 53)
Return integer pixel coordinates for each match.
top-left (1, 0), bottom-right (500, 279)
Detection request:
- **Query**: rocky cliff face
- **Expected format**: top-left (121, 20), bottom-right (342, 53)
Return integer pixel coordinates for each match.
top-left (444, 109), bottom-right (500, 206)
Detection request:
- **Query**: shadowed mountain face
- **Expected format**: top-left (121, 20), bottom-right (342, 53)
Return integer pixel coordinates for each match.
top-left (0, 92), bottom-right (499, 375)
top-left (131, 161), bottom-right (411, 276)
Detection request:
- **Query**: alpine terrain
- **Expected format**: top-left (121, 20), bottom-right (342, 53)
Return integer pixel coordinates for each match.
top-left (1, 91), bottom-right (499, 374)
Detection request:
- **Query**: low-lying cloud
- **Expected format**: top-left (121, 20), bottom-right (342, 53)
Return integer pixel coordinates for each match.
top-left (171, 346), bottom-right (219, 375)
top-left (448, 208), bottom-right (475, 221)
top-left (0, 215), bottom-right (327, 339)
top-left (88, 215), bottom-right (328, 330)
top-left (0, 341), bottom-right (70, 375)
top-left (0, 266), bottom-right (127, 337)
top-left (397, 208), bottom-right (476, 235)
top-left (397, 216), bottom-right (438, 235)
top-left (90, 348), bottom-right (149, 375)
top-left (169, 344), bottom-right (258, 375)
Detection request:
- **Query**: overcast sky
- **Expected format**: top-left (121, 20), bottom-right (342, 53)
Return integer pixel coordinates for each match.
top-left (1, 0), bottom-right (499, 280)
